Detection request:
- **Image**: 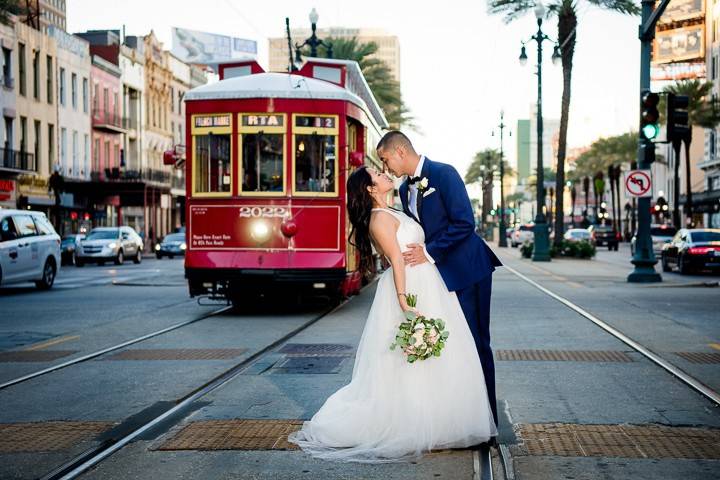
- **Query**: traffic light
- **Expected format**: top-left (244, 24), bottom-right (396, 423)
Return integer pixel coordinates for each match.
top-left (640, 90), bottom-right (660, 140)
top-left (667, 92), bottom-right (689, 143)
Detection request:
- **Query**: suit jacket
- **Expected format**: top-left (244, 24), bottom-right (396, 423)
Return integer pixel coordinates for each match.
top-left (400, 157), bottom-right (502, 292)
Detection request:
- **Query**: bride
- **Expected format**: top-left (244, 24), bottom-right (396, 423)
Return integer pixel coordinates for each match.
top-left (288, 166), bottom-right (497, 462)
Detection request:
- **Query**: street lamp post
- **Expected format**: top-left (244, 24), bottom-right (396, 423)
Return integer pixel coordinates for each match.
top-left (519, 0), bottom-right (560, 262)
top-left (493, 111), bottom-right (509, 247)
top-left (295, 8), bottom-right (333, 64)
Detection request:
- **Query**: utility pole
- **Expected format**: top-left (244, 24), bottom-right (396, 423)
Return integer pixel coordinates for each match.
top-left (628, 0), bottom-right (670, 283)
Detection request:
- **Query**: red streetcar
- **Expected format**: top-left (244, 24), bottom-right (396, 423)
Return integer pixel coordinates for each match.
top-left (179, 58), bottom-right (388, 303)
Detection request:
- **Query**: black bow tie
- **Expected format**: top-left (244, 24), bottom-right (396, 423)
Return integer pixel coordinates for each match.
top-left (408, 176), bottom-right (422, 185)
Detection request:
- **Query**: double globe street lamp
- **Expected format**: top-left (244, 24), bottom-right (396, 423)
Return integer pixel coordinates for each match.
top-left (519, 0), bottom-right (561, 261)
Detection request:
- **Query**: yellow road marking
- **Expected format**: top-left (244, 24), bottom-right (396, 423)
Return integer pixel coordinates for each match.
top-left (504, 255), bottom-right (585, 289)
top-left (709, 343), bottom-right (720, 352)
top-left (24, 335), bottom-right (80, 351)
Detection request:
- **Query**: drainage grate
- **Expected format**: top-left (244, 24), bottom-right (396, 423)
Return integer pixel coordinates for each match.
top-left (674, 352), bottom-right (720, 364)
top-left (0, 421), bottom-right (115, 453)
top-left (496, 349), bottom-right (633, 362)
top-left (516, 423), bottom-right (720, 459)
top-left (269, 355), bottom-right (346, 374)
top-left (154, 419), bottom-right (303, 451)
top-left (0, 350), bottom-right (78, 362)
top-left (102, 348), bottom-right (247, 361)
top-left (277, 343), bottom-right (354, 356)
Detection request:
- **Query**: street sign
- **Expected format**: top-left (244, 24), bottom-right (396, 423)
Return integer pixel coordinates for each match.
top-left (624, 170), bottom-right (653, 198)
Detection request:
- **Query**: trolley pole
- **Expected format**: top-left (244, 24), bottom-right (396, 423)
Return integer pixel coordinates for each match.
top-left (628, 0), bottom-right (670, 283)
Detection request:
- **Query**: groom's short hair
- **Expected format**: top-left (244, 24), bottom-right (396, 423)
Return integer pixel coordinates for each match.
top-left (377, 131), bottom-right (415, 153)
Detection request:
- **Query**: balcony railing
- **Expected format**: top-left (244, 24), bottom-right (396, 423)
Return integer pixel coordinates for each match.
top-left (0, 147), bottom-right (36, 172)
top-left (92, 109), bottom-right (128, 133)
top-left (89, 167), bottom-right (183, 188)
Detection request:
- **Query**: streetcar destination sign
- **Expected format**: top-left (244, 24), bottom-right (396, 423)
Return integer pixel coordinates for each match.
top-left (194, 115), bottom-right (231, 128)
top-left (242, 114), bottom-right (283, 127)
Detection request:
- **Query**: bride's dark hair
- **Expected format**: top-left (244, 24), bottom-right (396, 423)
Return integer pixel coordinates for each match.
top-left (347, 166), bottom-right (376, 279)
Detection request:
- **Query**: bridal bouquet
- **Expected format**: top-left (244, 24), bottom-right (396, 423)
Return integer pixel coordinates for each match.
top-left (390, 294), bottom-right (450, 363)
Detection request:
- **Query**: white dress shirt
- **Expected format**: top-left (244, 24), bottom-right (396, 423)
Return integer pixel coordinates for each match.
top-left (407, 155), bottom-right (435, 264)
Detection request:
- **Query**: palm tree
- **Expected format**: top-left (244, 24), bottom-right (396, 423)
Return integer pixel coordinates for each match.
top-left (659, 79), bottom-right (720, 227)
top-left (488, 0), bottom-right (639, 245)
top-left (305, 37), bottom-right (412, 128)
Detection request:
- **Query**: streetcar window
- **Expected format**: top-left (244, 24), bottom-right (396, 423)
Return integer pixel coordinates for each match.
top-left (294, 134), bottom-right (336, 193)
top-left (241, 133), bottom-right (284, 192)
top-left (194, 134), bottom-right (231, 194)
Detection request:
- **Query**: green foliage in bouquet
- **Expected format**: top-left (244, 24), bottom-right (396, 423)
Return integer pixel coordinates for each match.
top-left (390, 294), bottom-right (450, 363)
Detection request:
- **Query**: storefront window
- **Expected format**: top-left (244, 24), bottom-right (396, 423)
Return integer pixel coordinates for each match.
top-left (242, 133), bottom-right (284, 192)
top-left (294, 134), bottom-right (336, 193)
top-left (194, 134), bottom-right (231, 194)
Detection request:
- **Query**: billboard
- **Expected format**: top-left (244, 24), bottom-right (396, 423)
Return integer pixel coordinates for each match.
top-left (653, 24), bottom-right (704, 64)
top-left (659, 0), bottom-right (703, 23)
top-left (171, 27), bottom-right (257, 64)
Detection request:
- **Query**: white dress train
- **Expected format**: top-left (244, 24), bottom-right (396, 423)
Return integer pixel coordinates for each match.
top-left (287, 207), bottom-right (497, 462)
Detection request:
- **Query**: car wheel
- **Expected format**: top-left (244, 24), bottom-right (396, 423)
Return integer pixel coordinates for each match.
top-left (115, 250), bottom-right (124, 265)
top-left (169, 254), bottom-right (174, 259)
top-left (35, 258), bottom-right (56, 290)
top-left (75, 257), bottom-right (84, 267)
top-left (679, 255), bottom-right (692, 275)
top-left (133, 250), bottom-right (142, 264)
top-left (613, 244), bottom-right (619, 251)
top-left (156, 252), bottom-right (162, 259)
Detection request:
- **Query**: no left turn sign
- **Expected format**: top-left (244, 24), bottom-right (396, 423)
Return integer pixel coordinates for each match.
top-left (624, 170), bottom-right (652, 198)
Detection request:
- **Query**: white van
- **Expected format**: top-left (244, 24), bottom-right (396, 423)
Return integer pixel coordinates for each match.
top-left (0, 209), bottom-right (61, 289)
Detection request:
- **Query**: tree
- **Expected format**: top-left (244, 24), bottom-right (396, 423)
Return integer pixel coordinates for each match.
top-left (488, 0), bottom-right (639, 245)
top-left (0, 0), bottom-right (25, 25)
top-left (465, 149), bottom-right (514, 232)
top-left (659, 79), bottom-right (720, 227)
top-left (306, 37), bottom-right (413, 128)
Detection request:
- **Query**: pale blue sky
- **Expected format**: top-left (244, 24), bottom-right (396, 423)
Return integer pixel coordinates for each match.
top-left (68, 0), bottom-right (641, 176)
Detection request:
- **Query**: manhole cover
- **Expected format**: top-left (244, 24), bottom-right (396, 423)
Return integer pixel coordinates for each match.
top-left (516, 423), bottom-right (720, 459)
top-left (269, 355), bottom-right (346, 374)
top-left (0, 350), bottom-right (77, 362)
top-left (496, 350), bottom-right (633, 362)
top-left (674, 352), bottom-right (720, 364)
top-left (277, 343), bottom-right (354, 356)
top-left (0, 421), bottom-right (115, 453)
top-left (153, 419), bottom-right (303, 451)
top-left (102, 348), bottom-right (247, 360)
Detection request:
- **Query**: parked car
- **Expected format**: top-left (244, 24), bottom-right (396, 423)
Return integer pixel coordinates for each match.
top-left (0, 209), bottom-right (61, 289)
top-left (75, 226), bottom-right (143, 266)
top-left (563, 228), bottom-right (591, 243)
top-left (588, 224), bottom-right (620, 251)
top-left (630, 224), bottom-right (677, 255)
top-left (511, 224), bottom-right (534, 247)
top-left (155, 233), bottom-right (187, 259)
top-left (60, 234), bottom-right (85, 265)
top-left (661, 228), bottom-right (720, 274)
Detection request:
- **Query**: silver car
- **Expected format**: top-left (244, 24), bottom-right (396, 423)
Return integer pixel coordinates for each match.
top-left (631, 225), bottom-right (677, 255)
top-left (75, 226), bottom-right (143, 266)
top-left (0, 209), bottom-right (61, 289)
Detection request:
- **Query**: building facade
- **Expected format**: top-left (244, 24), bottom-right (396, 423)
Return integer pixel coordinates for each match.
top-left (702, 0), bottom-right (720, 228)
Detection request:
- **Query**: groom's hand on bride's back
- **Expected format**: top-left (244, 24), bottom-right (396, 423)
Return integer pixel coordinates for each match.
top-left (403, 243), bottom-right (429, 266)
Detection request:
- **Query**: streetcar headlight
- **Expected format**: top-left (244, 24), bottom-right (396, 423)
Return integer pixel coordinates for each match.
top-left (250, 221), bottom-right (271, 243)
top-left (180, 242), bottom-right (187, 250)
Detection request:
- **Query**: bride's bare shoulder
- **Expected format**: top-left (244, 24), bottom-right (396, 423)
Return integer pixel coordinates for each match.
top-left (369, 209), bottom-right (400, 234)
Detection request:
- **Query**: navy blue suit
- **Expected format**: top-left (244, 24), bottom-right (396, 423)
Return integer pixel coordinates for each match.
top-left (400, 157), bottom-right (502, 427)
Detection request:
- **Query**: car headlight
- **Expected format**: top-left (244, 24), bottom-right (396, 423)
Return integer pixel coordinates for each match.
top-left (155, 244), bottom-right (161, 251)
top-left (250, 220), bottom-right (271, 243)
top-left (108, 242), bottom-right (117, 249)
top-left (180, 242), bottom-right (187, 250)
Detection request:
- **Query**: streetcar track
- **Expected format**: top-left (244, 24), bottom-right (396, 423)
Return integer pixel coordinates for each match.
top-left (503, 264), bottom-right (720, 406)
top-left (44, 289), bottom-right (366, 480)
top-left (0, 306), bottom-right (233, 390)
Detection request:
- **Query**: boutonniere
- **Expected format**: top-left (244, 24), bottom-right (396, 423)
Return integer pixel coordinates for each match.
top-left (417, 177), bottom-right (429, 191)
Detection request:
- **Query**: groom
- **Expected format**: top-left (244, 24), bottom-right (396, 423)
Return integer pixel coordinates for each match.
top-left (377, 131), bottom-right (502, 431)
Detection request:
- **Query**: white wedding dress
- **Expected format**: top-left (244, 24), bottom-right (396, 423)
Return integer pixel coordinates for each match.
top-left (288, 207), bottom-right (497, 462)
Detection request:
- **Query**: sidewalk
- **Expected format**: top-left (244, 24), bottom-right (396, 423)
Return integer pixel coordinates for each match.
top-left (79, 257), bottom-right (720, 479)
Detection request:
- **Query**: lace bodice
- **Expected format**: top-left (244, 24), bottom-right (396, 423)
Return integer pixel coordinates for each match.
top-left (371, 208), bottom-right (425, 252)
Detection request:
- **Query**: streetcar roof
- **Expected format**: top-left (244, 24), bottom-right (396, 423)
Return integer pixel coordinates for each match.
top-left (185, 69), bottom-right (388, 130)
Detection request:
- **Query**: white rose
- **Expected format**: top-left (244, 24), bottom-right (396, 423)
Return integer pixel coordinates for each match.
top-left (419, 177), bottom-right (429, 189)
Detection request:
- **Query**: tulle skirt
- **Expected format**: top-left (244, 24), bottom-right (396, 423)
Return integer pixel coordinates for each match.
top-left (287, 262), bottom-right (497, 462)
